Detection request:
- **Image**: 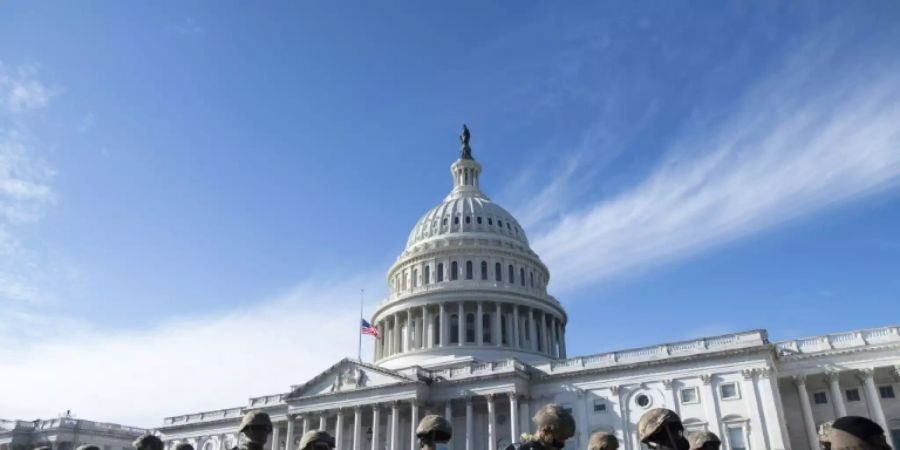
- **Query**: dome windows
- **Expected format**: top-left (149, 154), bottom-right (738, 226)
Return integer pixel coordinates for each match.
top-left (465, 261), bottom-right (473, 280)
top-left (495, 262), bottom-right (502, 281)
top-left (424, 266), bottom-right (431, 285)
top-left (520, 268), bottom-right (525, 286)
top-left (465, 314), bottom-right (476, 343)
top-left (477, 216), bottom-right (482, 224)
top-left (437, 263), bottom-right (444, 282)
top-left (508, 264), bottom-right (514, 284)
top-left (465, 216), bottom-right (471, 224)
top-left (481, 261), bottom-right (488, 280)
top-left (451, 261), bottom-right (459, 280)
top-left (498, 219), bottom-right (503, 228)
top-left (488, 218), bottom-right (493, 225)
top-left (454, 216), bottom-right (459, 225)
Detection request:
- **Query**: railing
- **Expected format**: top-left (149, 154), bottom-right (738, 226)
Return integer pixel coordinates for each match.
top-left (539, 330), bottom-right (768, 373)
top-left (3, 418), bottom-right (145, 434)
top-left (163, 407), bottom-right (244, 425)
top-left (775, 325), bottom-right (899, 354)
top-left (248, 394), bottom-right (285, 407)
top-left (430, 359), bottom-right (527, 380)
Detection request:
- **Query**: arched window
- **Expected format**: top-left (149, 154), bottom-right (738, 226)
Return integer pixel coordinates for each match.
top-left (524, 317), bottom-right (531, 339)
top-left (424, 266), bottom-right (430, 284)
top-left (454, 216), bottom-right (459, 225)
top-left (465, 216), bottom-right (471, 224)
top-left (530, 271), bottom-right (534, 288)
top-left (437, 263), bottom-right (444, 282)
top-left (481, 261), bottom-right (488, 280)
top-left (508, 265), bottom-right (514, 284)
top-left (488, 218), bottom-right (493, 225)
top-left (451, 261), bottom-right (459, 280)
top-left (433, 315), bottom-right (440, 344)
top-left (498, 220), bottom-right (504, 228)
top-left (482, 313), bottom-right (492, 344)
top-left (412, 268), bottom-right (418, 287)
top-left (520, 268), bottom-right (525, 286)
top-left (450, 314), bottom-right (459, 344)
top-left (465, 261), bottom-right (473, 279)
top-left (495, 262), bottom-right (502, 281)
top-left (466, 314), bottom-right (476, 343)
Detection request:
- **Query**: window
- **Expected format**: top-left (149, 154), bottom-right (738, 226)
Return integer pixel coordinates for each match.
top-left (507, 222), bottom-right (511, 230)
top-left (465, 261), bottom-right (473, 279)
top-left (501, 316), bottom-right (508, 345)
top-left (437, 263), bottom-right (444, 282)
top-left (520, 268), bottom-right (525, 286)
top-left (846, 388), bottom-right (861, 402)
top-left (481, 261), bottom-right (488, 280)
top-left (433, 316), bottom-right (440, 344)
top-left (636, 394), bottom-right (651, 408)
top-left (726, 427), bottom-right (747, 450)
top-left (442, 218), bottom-right (447, 226)
top-left (530, 272), bottom-right (534, 288)
top-left (879, 385), bottom-right (895, 399)
top-left (482, 314), bottom-right (491, 343)
top-left (524, 317), bottom-right (531, 339)
top-left (813, 392), bottom-right (828, 404)
top-left (495, 262), bottom-right (502, 281)
top-left (535, 325), bottom-right (542, 351)
top-left (680, 387), bottom-right (699, 404)
top-left (449, 315), bottom-right (459, 344)
top-left (720, 382), bottom-right (740, 400)
top-left (454, 216), bottom-right (459, 225)
top-left (402, 270), bottom-right (408, 290)
top-left (593, 400), bottom-right (607, 413)
top-left (498, 220), bottom-right (503, 227)
top-left (466, 314), bottom-right (475, 343)
top-left (424, 266), bottom-right (430, 284)
top-left (488, 218), bottom-right (493, 225)
top-left (412, 268), bottom-right (418, 287)
top-left (477, 216), bottom-right (482, 224)
top-left (451, 261), bottom-right (459, 280)
top-left (508, 265), bottom-right (514, 283)
top-left (465, 216), bottom-right (471, 224)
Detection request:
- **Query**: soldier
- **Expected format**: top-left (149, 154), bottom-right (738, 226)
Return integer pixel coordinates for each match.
top-left (637, 408), bottom-right (689, 450)
top-left (133, 434), bottom-right (164, 450)
top-left (687, 432), bottom-right (720, 450)
top-left (76, 446), bottom-right (100, 450)
top-left (238, 411), bottom-right (273, 450)
top-left (506, 404), bottom-right (576, 450)
top-left (34, 447), bottom-right (52, 450)
top-left (829, 416), bottom-right (892, 450)
top-left (588, 432), bottom-right (619, 450)
top-left (416, 415), bottom-right (452, 450)
top-left (298, 430), bottom-right (335, 450)
top-left (174, 444), bottom-right (195, 450)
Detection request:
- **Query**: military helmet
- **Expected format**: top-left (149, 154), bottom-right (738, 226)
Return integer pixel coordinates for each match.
top-left (34, 446), bottom-right (53, 450)
top-left (416, 415), bottom-right (452, 442)
top-left (76, 445), bottom-right (101, 450)
top-left (688, 431), bottom-right (720, 450)
top-left (174, 444), bottom-right (195, 450)
top-left (638, 408), bottom-right (683, 443)
top-left (532, 404), bottom-right (576, 439)
top-left (239, 411), bottom-right (273, 432)
top-left (298, 431), bottom-right (335, 450)
top-left (830, 416), bottom-right (889, 450)
top-left (133, 434), bottom-right (164, 450)
top-left (588, 432), bottom-right (619, 450)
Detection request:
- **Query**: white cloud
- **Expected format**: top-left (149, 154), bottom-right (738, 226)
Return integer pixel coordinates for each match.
top-left (532, 35), bottom-right (900, 293)
top-left (0, 277), bottom-right (382, 428)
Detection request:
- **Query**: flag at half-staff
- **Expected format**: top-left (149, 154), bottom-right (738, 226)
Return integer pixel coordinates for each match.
top-left (360, 319), bottom-right (379, 338)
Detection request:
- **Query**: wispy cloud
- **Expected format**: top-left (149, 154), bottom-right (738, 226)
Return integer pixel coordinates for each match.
top-left (532, 33), bottom-right (900, 293)
top-left (167, 18), bottom-right (205, 36)
top-left (0, 276), bottom-right (380, 427)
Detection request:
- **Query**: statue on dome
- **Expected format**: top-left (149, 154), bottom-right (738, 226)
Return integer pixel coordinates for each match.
top-left (459, 124), bottom-right (473, 160)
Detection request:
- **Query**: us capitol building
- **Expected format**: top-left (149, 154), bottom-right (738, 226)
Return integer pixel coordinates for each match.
top-left (7, 131), bottom-right (898, 450)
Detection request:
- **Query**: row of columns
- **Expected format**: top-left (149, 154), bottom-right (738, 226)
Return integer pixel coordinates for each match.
top-left (391, 258), bottom-right (546, 297)
top-left (375, 302), bottom-right (566, 360)
top-left (792, 366), bottom-right (897, 450)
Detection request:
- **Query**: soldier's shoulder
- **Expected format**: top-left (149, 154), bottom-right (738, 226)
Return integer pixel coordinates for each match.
top-left (505, 442), bottom-right (549, 450)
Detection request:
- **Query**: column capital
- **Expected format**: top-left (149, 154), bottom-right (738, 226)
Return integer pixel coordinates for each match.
top-left (700, 374), bottom-right (714, 385)
top-left (856, 368), bottom-right (875, 381)
top-left (609, 385), bottom-right (621, 395)
top-left (759, 366), bottom-right (773, 378)
top-left (741, 369), bottom-right (755, 381)
top-left (661, 379), bottom-right (674, 390)
top-left (792, 374), bottom-right (807, 386)
top-left (464, 394), bottom-right (473, 404)
top-left (507, 392), bottom-right (519, 400)
top-left (824, 370), bottom-right (842, 382)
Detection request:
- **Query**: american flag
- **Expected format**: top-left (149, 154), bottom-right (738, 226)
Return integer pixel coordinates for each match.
top-left (360, 319), bottom-right (379, 338)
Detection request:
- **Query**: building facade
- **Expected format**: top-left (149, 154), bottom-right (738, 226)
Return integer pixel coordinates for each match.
top-left (0, 417), bottom-right (145, 450)
top-left (157, 141), bottom-right (900, 450)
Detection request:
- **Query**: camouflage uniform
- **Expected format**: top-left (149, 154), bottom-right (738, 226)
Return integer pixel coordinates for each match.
top-left (588, 432), bottom-right (619, 450)
top-left (133, 434), bottom-right (164, 450)
top-left (829, 416), bottom-right (891, 450)
top-left (687, 432), bottom-right (720, 450)
top-left (505, 404), bottom-right (576, 450)
top-left (416, 415), bottom-right (452, 449)
top-left (237, 411), bottom-right (273, 450)
top-left (298, 431), bottom-right (335, 450)
top-left (174, 443), bottom-right (195, 450)
top-left (637, 409), bottom-right (689, 450)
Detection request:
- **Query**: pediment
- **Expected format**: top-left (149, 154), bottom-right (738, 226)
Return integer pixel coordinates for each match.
top-left (286, 358), bottom-right (415, 399)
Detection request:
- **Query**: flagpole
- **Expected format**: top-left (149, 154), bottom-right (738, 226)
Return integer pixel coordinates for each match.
top-left (358, 289), bottom-right (364, 362)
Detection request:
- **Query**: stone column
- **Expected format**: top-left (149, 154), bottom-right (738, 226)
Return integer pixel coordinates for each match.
top-left (541, 313), bottom-right (550, 355)
top-left (422, 305), bottom-right (429, 348)
top-left (390, 402), bottom-right (399, 450)
top-left (521, 396), bottom-right (531, 443)
top-left (407, 309), bottom-right (414, 352)
top-left (550, 318), bottom-right (558, 357)
top-left (528, 308), bottom-right (537, 352)
top-left (285, 416), bottom-right (295, 450)
top-left (826, 371), bottom-right (847, 417)
top-left (662, 380), bottom-right (678, 415)
top-left (487, 394), bottom-right (497, 450)
top-left (319, 414), bottom-right (327, 431)
top-left (512, 305), bottom-right (520, 349)
top-left (757, 368), bottom-right (789, 450)
top-left (336, 411), bottom-right (344, 450)
top-left (301, 415), bottom-right (309, 436)
top-left (465, 396), bottom-right (474, 450)
top-left (353, 408), bottom-right (362, 450)
top-left (858, 369), bottom-right (889, 432)
top-left (410, 402), bottom-right (419, 450)
top-left (740, 370), bottom-right (767, 450)
top-left (271, 422), bottom-right (281, 450)
top-left (793, 375), bottom-right (819, 450)
top-left (574, 390), bottom-right (589, 449)
top-left (476, 302), bottom-right (484, 345)
top-left (371, 406), bottom-right (381, 450)
top-left (444, 402), bottom-right (453, 450)
top-left (699, 375), bottom-right (722, 438)
top-left (494, 303), bottom-right (502, 347)
top-left (439, 303), bottom-right (447, 347)
top-left (559, 324), bottom-right (566, 358)
top-left (458, 302), bottom-right (465, 346)
top-left (508, 393), bottom-right (519, 442)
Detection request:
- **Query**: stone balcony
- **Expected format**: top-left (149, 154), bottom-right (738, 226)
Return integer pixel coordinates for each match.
top-left (162, 407), bottom-right (244, 426)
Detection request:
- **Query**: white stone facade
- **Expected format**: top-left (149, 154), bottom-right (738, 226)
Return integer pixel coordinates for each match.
top-left (0, 417), bottom-right (146, 450)
top-left (156, 150), bottom-right (900, 450)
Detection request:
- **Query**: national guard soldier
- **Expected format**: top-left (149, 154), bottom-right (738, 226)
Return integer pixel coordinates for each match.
top-left (588, 432), bottom-right (619, 450)
top-left (506, 403), bottom-right (576, 450)
top-left (687, 432), bottom-right (721, 450)
top-left (829, 416), bottom-right (892, 450)
top-left (416, 415), bottom-right (452, 450)
top-left (134, 434), bottom-right (164, 450)
top-left (174, 443), bottom-right (195, 450)
top-left (238, 411), bottom-right (273, 450)
top-left (298, 430), bottom-right (335, 450)
top-left (637, 408), bottom-right (689, 450)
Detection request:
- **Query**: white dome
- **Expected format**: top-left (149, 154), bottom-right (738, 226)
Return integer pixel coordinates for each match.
top-left (406, 195), bottom-right (528, 249)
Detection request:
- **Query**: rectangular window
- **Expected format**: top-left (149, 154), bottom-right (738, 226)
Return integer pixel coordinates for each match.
top-left (726, 427), bottom-right (747, 450)
top-left (680, 387), bottom-right (699, 404)
top-left (879, 385), bottom-right (895, 399)
top-left (813, 392), bottom-right (828, 404)
top-left (593, 400), bottom-right (607, 413)
top-left (846, 388), bottom-right (861, 402)
top-left (720, 382), bottom-right (740, 400)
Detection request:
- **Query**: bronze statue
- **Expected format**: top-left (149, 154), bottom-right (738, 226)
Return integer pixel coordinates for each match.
top-left (416, 415), bottom-right (452, 450)
top-left (459, 124), bottom-right (473, 160)
top-left (588, 432), bottom-right (619, 450)
top-left (133, 434), bottom-right (164, 450)
top-left (238, 411), bottom-right (273, 450)
top-left (637, 408), bottom-right (689, 450)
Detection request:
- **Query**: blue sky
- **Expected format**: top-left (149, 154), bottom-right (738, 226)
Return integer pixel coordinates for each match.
top-left (1, 2), bottom-right (899, 426)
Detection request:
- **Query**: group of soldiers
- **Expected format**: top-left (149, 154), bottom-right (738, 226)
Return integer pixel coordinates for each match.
top-left (61, 403), bottom-right (891, 450)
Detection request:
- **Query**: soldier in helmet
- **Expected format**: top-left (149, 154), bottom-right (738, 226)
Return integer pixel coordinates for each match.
top-left (298, 430), bottom-right (335, 450)
top-left (687, 432), bottom-right (720, 450)
top-left (588, 432), bottom-right (619, 450)
top-left (174, 444), bottom-right (195, 450)
top-left (506, 404), bottom-right (576, 450)
top-left (829, 416), bottom-right (891, 450)
top-left (637, 409), bottom-right (689, 450)
top-left (238, 411), bottom-right (273, 450)
top-left (133, 435), bottom-right (164, 450)
top-left (416, 415), bottom-right (452, 450)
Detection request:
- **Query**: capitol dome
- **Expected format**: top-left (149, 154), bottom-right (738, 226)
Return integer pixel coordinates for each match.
top-left (372, 127), bottom-right (567, 369)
